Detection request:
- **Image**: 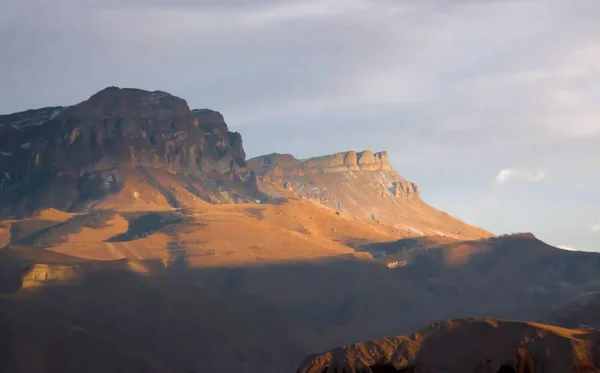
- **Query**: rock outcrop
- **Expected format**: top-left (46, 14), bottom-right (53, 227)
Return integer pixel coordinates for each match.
top-left (391, 180), bottom-right (419, 201)
top-left (0, 87), bottom-right (261, 217)
top-left (21, 264), bottom-right (81, 287)
top-left (250, 150), bottom-right (392, 176)
top-left (297, 318), bottom-right (600, 373)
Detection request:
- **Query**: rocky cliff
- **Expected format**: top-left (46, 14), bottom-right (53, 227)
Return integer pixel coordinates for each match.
top-left (0, 87), bottom-right (261, 217)
top-left (250, 150), bottom-right (393, 175)
top-left (297, 318), bottom-right (600, 373)
top-left (249, 152), bottom-right (489, 240)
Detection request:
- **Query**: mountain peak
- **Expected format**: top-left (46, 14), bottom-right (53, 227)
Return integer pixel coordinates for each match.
top-left (0, 87), bottom-right (257, 218)
top-left (63, 86), bottom-right (190, 119)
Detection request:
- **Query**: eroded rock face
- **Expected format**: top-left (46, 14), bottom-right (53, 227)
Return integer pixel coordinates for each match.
top-left (297, 318), bottom-right (600, 373)
top-left (0, 87), bottom-right (257, 217)
top-left (391, 181), bottom-right (419, 201)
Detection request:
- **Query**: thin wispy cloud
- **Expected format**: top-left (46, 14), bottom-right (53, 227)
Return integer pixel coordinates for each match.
top-left (494, 168), bottom-right (547, 185)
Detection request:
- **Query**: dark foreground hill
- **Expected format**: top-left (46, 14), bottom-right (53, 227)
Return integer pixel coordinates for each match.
top-left (296, 318), bottom-right (600, 373)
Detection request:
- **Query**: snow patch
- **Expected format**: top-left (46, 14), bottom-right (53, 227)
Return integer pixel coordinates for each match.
top-left (20, 142), bottom-right (32, 150)
top-left (1, 151), bottom-right (13, 156)
top-left (49, 108), bottom-right (63, 119)
top-left (6, 107), bottom-right (65, 130)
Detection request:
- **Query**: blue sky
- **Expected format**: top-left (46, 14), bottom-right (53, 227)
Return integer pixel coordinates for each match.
top-left (1, 0), bottom-right (599, 250)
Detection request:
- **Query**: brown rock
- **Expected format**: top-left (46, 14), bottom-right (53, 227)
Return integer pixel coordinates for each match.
top-left (391, 181), bottom-right (420, 201)
top-left (0, 87), bottom-right (259, 218)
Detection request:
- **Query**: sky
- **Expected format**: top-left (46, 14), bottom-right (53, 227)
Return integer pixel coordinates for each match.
top-left (1, 0), bottom-right (599, 251)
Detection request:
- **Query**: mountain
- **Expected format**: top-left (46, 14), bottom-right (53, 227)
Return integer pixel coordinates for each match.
top-left (248, 151), bottom-right (491, 240)
top-left (0, 87), bottom-right (261, 218)
top-left (2, 87), bottom-right (600, 373)
top-left (296, 318), bottom-right (600, 373)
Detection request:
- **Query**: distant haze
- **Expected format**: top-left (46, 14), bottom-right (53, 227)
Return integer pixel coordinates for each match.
top-left (1, 0), bottom-right (599, 250)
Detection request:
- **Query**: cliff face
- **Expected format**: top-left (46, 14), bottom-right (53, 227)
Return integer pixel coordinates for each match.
top-left (297, 318), bottom-right (600, 373)
top-left (250, 150), bottom-right (393, 176)
top-left (0, 87), bottom-right (260, 217)
top-left (300, 150), bottom-right (392, 173)
top-left (249, 152), bottom-right (489, 240)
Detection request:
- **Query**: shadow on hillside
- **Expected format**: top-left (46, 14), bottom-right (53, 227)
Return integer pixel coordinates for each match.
top-left (107, 211), bottom-right (192, 242)
top-left (3, 256), bottom-right (394, 373)
top-left (14, 210), bottom-right (116, 246)
top-left (3, 240), bottom-right (600, 373)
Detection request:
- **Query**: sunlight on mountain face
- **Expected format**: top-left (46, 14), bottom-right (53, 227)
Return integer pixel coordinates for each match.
top-left (1, 1), bottom-right (599, 372)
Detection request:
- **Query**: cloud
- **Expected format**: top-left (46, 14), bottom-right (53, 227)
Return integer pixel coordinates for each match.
top-left (494, 168), bottom-right (547, 185)
top-left (591, 221), bottom-right (600, 232)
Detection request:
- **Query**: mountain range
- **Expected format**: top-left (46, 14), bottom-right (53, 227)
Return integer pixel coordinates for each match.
top-left (0, 87), bottom-right (598, 373)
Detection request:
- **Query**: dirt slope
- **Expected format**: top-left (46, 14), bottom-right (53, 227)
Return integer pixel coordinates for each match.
top-left (1, 197), bottom-right (399, 268)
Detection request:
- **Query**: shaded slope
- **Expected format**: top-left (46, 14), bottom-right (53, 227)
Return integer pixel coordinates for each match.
top-left (0, 272), bottom-right (306, 373)
top-left (363, 233), bottom-right (600, 318)
top-left (549, 293), bottom-right (600, 331)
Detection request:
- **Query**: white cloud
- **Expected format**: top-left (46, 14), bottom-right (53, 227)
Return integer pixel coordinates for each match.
top-left (494, 169), bottom-right (516, 185)
top-left (591, 221), bottom-right (600, 232)
top-left (494, 168), bottom-right (546, 185)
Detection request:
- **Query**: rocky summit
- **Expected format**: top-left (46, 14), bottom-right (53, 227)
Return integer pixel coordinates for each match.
top-left (0, 87), bottom-right (260, 217)
top-left (249, 151), bottom-right (491, 240)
